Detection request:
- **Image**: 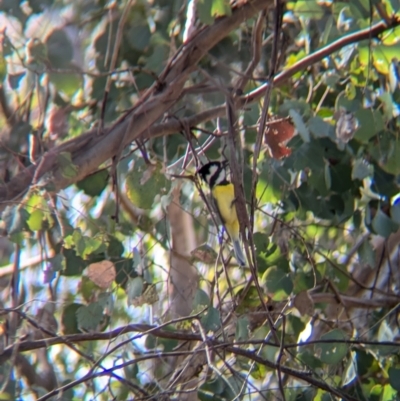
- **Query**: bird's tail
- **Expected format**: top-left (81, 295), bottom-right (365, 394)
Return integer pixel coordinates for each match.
top-left (232, 239), bottom-right (246, 267)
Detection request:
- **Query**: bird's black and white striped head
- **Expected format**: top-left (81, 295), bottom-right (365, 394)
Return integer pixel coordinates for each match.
top-left (198, 161), bottom-right (229, 188)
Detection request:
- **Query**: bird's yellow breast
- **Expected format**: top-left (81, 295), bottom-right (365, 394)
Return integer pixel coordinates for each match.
top-left (211, 183), bottom-right (240, 239)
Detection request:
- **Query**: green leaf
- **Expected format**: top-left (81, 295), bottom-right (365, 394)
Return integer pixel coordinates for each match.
top-left (0, 52), bottom-right (6, 82)
top-left (298, 350), bottom-right (323, 370)
top-left (289, 109), bottom-right (310, 143)
top-left (372, 209), bottom-right (398, 238)
top-left (357, 240), bottom-right (375, 267)
top-left (330, 162), bottom-right (354, 194)
top-left (145, 43), bottom-right (169, 73)
top-left (388, 367), bottom-right (400, 391)
top-left (293, 145), bottom-right (325, 189)
top-left (330, 264), bottom-right (349, 292)
top-left (253, 232), bottom-right (269, 255)
top-left (368, 43), bottom-right (400, 75)
top-left (198, 0), bottom-right (215, 25)
top-left (125, 159), bottom-right (171, 209)
top-left (235, 285), bottom-right (262, 313)
top-left (379, 92), bottom-right (394, 121)
top-left (353, 209), bottom-right (362, 229)
top-left (308, 117), bottom-right (334, 139)
top-left (127, 23), bottom-right (151, 51)
top-left (324, 162), bottom-right (331, 190)
top-left (380, 136), bottom-right (400, 175)
top-left (27, 209), bottom-right (44, 231)
top-left (235, 316), bottom-right (249, 341)
top-left (81, 237), bottom-right (104, 259)
top-left (293, 271), bottom-right (315, 293)
top-left (70, 229), bottom-right (83, 253)
top-left (61, 303), bottom-right (83, 334)
top-left (287, 315), bottom-right (306, 337)
top-left (291, 0), bottom-right (325, 19)
top-left (49, 71), bottom-right (82, 98)
top-left (59, 152), bottom-right (78, 180)
top-left (198, 378), bottom-right (224, 400)
top-left (107, 236), bottom-right (125, 257)
top-left (370, 164), bottom-right (397, 198)
top-left (114, 257), bottom-right (136, 287)
top-left (193, 289), bottom-right (211, 311)
top-left (25, 193), bottom-right (53, 231)
top-left (2, 205), bottom-right (29, 236)
top-left (80, 276), bottom-right (101, 302)
top-left (250, 363), bottom-right (267, 381)
top-left (126, 276), bottom-right (144, 305)
top-left (211, 0), bottom-right (231, 17)
top-left (46, 29), bottom-right (73, 68)
top-left (145, 334), bottom-right (157, 349)
top-left (262, 266), bottom-right (293, 300)
top-left (47, 253), bottom-right (64, 272)
top-left (381, 384), bottom-right (398, 400)
top-left (318, 329), bottom-right (348, 365)
top-left (353, 109), bottom-right (384, 143)
top-left (76, 170), bottom-right (109, 197)
top-left (76, 302), bottom-right (104, 332)
top-left (62, 248), bottom-right (86, 276)
top-left (201, 306), bottom-right (221, 332)
top-left (355, 348), bottom-right (377, 377)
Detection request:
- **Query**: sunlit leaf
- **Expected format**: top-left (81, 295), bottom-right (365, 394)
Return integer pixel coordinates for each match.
top-left (291, 0), bottom-right (325, 19)
top-left (211, 0), bottom-right (231, 17)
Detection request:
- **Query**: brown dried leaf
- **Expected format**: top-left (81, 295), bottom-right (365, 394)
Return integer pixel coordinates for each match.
top-left (264, 118), bottom-right (295, 159)
top-left (87, 260), bottom-right (116, 289)
top-left (293, 290), bottom-right (314, 316)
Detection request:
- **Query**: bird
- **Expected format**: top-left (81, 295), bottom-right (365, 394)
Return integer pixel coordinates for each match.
top-left (197, 161), bottom-right (246, 267)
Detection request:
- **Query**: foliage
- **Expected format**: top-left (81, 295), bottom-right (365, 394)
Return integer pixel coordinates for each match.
top-left (0, 0), bottom-right (400, 400)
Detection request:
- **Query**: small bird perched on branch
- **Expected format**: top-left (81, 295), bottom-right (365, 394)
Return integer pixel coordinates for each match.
top-left (198, 161), bottom-right (246, 267)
